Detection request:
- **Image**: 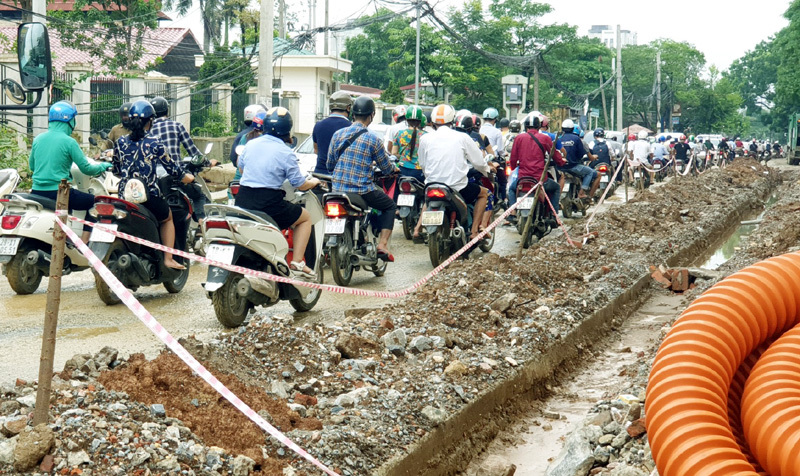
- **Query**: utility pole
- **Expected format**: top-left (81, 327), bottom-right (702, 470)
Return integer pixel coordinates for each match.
top-left (656, 49), bottom-right (662, 132)
top-left (414, 0), bottom-right (421, 104)
top-left (615, 25), bottom-right (623, 133)
top-left (600, 70), bottom-right (609, 128)
top-left (533, 58), bottom-right (539, 112)
top-left (324, 0), bottom-right (329, 55)
top-left (279, 0), bottom-right (286, 39)
top-left (258, 0), bottom-right (274, 107)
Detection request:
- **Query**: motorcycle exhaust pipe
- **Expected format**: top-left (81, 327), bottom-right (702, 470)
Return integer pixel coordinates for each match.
top-left (25, 249), bottom-right (51, 274)
top-left (349, 253), bottom-right (376, 267)
top-left (237, 275), bottom-right (278, 301)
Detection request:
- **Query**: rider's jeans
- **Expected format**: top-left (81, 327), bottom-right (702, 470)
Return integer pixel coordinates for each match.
top-left (560, 164), bottom-right (597, 190)
top-left (508, 173), bottom-right (561, 213)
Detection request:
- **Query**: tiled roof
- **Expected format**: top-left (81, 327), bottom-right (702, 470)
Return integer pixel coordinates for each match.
top-left (340, 84), bottom-right (383, 96)
top-left (0, 0), bottom-right (171, 20)
top-left (0, 26), bottom-right (198, 74)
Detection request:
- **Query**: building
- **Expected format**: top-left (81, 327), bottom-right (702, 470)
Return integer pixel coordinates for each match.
top-left (587, 25), bottom-right (638, 49)
top-left (0, 0), bottom-right (172, 22)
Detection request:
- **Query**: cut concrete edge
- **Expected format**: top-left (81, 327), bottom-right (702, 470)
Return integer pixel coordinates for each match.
top-left (375, 180), bottom-right (772, 476)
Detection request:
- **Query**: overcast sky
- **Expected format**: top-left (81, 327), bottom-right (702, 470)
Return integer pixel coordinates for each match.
top-left (170, 0), bottom-right (791, 70)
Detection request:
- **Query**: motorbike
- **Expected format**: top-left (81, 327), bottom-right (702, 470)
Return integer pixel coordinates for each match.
top-left (396, 174), bottom-right (426, 240)
top-left (559, 171), bottom-right (589, 218)
top-left (322, 171), bottom-right (392, 286)
top-left (515, 177), bottom-right (557, 249)
top-left (0, 168), bottom-right (20, 214)
top-left (0, 160), bottom-right (112, 295)
top-left (593, 161), bottom-right (616, 201)
top-left (87, 173), bottom-right (192, 305)
top-left (181, 143), bottom-right (215, 256)
top-left (652, 157), bottom-right (668, 182)
top-left (202, 181), bottom-right (324, 327)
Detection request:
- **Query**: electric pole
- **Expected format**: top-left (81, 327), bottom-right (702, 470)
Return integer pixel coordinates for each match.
top-left (414, 0), bottom-right (421, 104)
top-left (279, 0), bottom-right (286, 39)
top-left (600, 70), bottom-right (609, 128)
top-left (258, 0), bottom-right (274, 107)
top-left (656, 49), bottom-right (662, 132)
top-left (615, 25), bottom-right (623, 133)
top-left (533, 58), bottom-right (539, 112)
top-left (324, 0), bottom-right (329, 55)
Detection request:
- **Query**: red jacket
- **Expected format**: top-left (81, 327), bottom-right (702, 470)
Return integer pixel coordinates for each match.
top-left (510, 131), bottom-right (566, 180)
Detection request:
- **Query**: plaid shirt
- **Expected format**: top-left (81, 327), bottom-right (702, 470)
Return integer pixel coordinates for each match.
top-left (149, 117), bottom-right (200, 162)
top-left (327, 122), bottom-right (392, 194)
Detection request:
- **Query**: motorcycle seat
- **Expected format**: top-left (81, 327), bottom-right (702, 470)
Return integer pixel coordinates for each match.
top-left (227, 208), bottom-right (280, 229)
top-left (324, 192), bottom-right (369, 212)
top-left (399, 176), bottom-right (425, 188)
top-left (15, 193), bottom-right (56, 211)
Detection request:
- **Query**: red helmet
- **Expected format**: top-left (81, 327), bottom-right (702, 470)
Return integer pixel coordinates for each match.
top-left (540, 115), bottom-right (550, 128)
top-left (628, 134), bottom-right (636, 141)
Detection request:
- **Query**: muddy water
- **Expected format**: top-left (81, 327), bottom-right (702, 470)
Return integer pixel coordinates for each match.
top-left (0, 222), bottom-right (522, 384)
top-left (465, 291), bottom-right (685, 474)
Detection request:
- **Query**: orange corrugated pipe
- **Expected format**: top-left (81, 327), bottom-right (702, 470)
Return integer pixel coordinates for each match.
top-left (646, 254), bottom-right (800, 476)
top-left (741, 324), bottom-right (800, 476)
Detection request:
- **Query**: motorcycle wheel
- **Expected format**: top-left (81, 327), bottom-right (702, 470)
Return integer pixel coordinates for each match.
top-left (163, 256), bottom-right (191, 294)
top-left (290, 265), bottom-right (323, 312)
top-left (329, 227), bottom-right (354, 286)
top-left (401, 216), bottom-right (414, 240)
top-left (428, 226), bottom-right (450, 267)
top-left (212, 272), bottom-right (251, 327)
top-left (6, 246), bottom-right (43, 295)
top-left (562, 199), bottom-right (573, 218)
top-left (95, 240), bottom-right (125, 306)
top-left (479, 221), bottom-right (496, 253)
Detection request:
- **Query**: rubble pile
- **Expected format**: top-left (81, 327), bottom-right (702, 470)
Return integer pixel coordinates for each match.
top-left (0, 161), bottom-right (778, 476)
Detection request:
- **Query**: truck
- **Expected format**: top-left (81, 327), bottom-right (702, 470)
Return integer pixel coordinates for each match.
top-left (788, 113), bottom-right (800, 165)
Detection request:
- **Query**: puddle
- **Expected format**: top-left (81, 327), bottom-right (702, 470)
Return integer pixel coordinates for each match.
top-left (57, 326), bottom-right (119, 339)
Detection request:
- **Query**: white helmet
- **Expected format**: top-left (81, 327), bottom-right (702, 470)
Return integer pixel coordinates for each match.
top-left (431, 104), bottom-right (456, 125)
top-left (562, 118), bottom-right (575, 130)
top-left (638, 130), bottom-right (648, 140)
top-left (244, 104), bottom-right (266, 123)
top-left (393, 105), bottom-right (407, 122)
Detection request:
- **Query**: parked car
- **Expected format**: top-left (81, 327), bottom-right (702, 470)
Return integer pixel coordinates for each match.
top-left (294, 136), bottom-right (317, 175)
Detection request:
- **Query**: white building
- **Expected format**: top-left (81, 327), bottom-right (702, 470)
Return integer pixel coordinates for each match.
top-left (588, 25), bottom-right (638, 49)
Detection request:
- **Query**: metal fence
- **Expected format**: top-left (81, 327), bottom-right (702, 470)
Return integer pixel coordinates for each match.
top-left (231, 89), bottom-right (250, 131)
top-left (90, 78), bottom-right (125, 133)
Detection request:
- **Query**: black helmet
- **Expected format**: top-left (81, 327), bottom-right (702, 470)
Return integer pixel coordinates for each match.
top-left (454, 113), bottom-right (474, 131)
top-left (509, 120), bottom-right (522, 133)
top-left (129, 100), bottom-right (156, 121)
top-left (352, 96), bottom-right (375, 116)
top-left (498, 118), bottom-right (510, 129)
top-left (119, 102), bottom-right (133, 118)
top-left (593, 127), bottom-right (605, 138)
top-left (264, 106), bottom-right (293, 138)
top-left (523, 112), bottom-right (541, 130)
top-left (150, 96), bottom-right (169, 117)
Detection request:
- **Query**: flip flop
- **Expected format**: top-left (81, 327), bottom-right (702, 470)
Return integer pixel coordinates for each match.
top-left (377, 250), bottom-right (395, 262)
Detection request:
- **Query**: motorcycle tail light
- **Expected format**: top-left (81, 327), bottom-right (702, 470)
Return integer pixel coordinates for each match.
top-left (92, 203), bottom-right (116, 217)
top-left (1, 214), bottom-right (21, 230)
top-left (230, 184), bottom-right (240, 196)
top-left (598, 165), bottom-right (608, 173)
top-left (205, 219), bottom-right (231, 230)
top-left (325, 203), bottom-right (345, 217)
top-left (426, 188), bottom-right (446, 199)
top-left (400, 181), bottom-right (412, 193)
top-left (505, 166), bottom-right (512, 176)
top-left (519, 182), bottom-right (535, 193)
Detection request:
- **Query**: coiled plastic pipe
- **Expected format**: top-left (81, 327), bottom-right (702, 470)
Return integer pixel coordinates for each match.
top-left (646, 254), bottom-right (800, 476)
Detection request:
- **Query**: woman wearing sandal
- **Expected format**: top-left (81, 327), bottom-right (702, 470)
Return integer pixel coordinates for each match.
top-left (235, 107), bottom-right (320, 278)
top-left (389, 105), bottom-right (427, 243)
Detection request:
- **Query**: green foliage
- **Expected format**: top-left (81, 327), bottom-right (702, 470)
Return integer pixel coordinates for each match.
top-left (344, 8), bottom-right (412, 89)
top-left (196, 45), bottom-right (255, 90)
top-left (0, 126), bottom-right (30, 180)
top-left (380, 81), bottom-right (405, 104)
top-left (680, 71), bottom-right (747, 136)
top-left (191, 109), bottom-right (233, 137)
top-left (51, 0), bottom-right (160, 71)
top-left (725, 39), bottom-right (778, 117)
top-left (771, 0), bottom-right (800, 133)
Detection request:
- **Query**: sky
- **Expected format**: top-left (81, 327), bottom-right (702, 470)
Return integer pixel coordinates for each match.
top-left (168, 0), bottom-right (792, 70)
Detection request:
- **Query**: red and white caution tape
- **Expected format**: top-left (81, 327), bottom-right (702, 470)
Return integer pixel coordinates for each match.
top-left (54, 213), bottom-right (342, 476)
top-left (66, 185), bottom-right (539, 300)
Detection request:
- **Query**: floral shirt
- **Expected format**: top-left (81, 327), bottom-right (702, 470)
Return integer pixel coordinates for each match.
top-left (113, 135), bottom-right (183, 199)
top-left (394, 127), bottom-right (426, 170)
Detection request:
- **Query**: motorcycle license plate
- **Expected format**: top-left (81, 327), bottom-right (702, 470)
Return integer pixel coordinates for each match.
top-left (562, 183), bottom-right (570, 192)
top-left (397, 194), bottom-right (415, 207)
top-left (518, 197), bottom-right (534, 210)
top-left (601, 176), bottom-right (609, 183)
top-left (654, 164), bottom-right (662, 170)
top-left (421, 210), bottom-right (444, 226)
top-left (89, 224), bottom-right (118, 244)
top-left (325, 218), bottom-right (346, 235)
top-left (206, 243), bottom-right (235, 265)
top-left (634, 172), bottom-right (642, 179)
top-left (0, 237), bottom-right (21, 256)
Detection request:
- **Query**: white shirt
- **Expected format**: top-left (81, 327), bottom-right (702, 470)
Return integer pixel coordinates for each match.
top-left (418, 125), bottom-right (489, 191)
top-left (385, 121), bottom-right (407, 151)
top-left (632, 140), bottom-right (652, 164)
top-left (480, 123), bottom-right (504, 157)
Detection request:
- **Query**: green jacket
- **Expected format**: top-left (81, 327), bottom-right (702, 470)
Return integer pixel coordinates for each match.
top-left (29, 121), bottom-right (108, 191)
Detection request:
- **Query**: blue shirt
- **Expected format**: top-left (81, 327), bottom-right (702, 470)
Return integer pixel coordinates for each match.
top-left (560, 132), bottom-right (587, 166)
top-left (238, 134), bottom-right (306, 190)
top-left (652, 143), bottom-right (668, 160)
top-left (327, 122), bottom-right (393, 194)
top-left (543, 131), bottom-right (563, 150)
top-left (313, 114), bottom-right (351, 174)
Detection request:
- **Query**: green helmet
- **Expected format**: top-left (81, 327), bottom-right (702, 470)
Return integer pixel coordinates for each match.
top-left (405, 105), bottom-right (426, 128)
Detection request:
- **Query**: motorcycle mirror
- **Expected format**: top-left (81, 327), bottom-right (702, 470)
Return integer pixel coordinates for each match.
top-left (291, 136), bottom-right (298, 148)
top-left (191, 155), bottom-right (205, 166)
top-left (204, 143), bottom-right (213, 155)
top-left (100, 131), bottom-right (108, 139)
top-left (89, 136), bottom-right (97, 146)
top-left (235, 145), bottom-right (245, 156)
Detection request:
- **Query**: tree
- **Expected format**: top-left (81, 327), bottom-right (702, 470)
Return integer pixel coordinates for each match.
top-left (380, 81), bottom-right (405, 104)
top-left (388, 23), bottom-right (463, 100)
top-left (771, 0), bottom-right (800, 133)
top-left (196, 45), bottom-right (255, 90)
top-left (725, 39), bottom-right (779, 117)
top-left (680, 69), bottom-right (746, 136)
top-left (344, 9), bottom-right (413, 89)
top-left (51, 0), bottom-right (160, 71)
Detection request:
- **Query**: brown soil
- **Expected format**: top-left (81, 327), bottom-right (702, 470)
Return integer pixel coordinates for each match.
top-left (97, 351), bottom-right (322, 475)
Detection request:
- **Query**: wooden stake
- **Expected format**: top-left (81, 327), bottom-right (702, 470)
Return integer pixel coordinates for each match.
top-left (33, 179), bottom-right (69, 426)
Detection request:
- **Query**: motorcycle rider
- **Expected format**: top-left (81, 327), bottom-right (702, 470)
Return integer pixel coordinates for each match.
top-left (499, 118), bottom-right (510, 139)
top-left (389, 105), bottom-right (427, 242)
top-left (418, 104), bottom-right (493, 242)
top-left (718, 137), bottom-right (732, 161)
top-left (112, 100), bottom-right (193, 270)
top-left (327, 96), bottom-right (398, 262)
top-left (313, 91), bottom-right (352, 174)
top-left (29, 101), bottom-right (113, 243)
top-left (235, 107), bottom-right (321, 278)
top-left (749, 138), bottom-right (758, 159)
top-left (385, 105), bottom-right (408, 153)
top-left (589, 128), bottom-right (612, 168)
top-left (231, 104), bottom-right (266, 166)
top-left (507, 112), bottom-right (566, 225)
top-left (480, 108), bottom-right (504, 158)
top-left (630, 130), bottom-right (653, 180)
top-left (651, 136), bottom-right (669, 180)
top-left (672, 134), bottom-right (691, 168)
top-left (559, 119), bottom-right (599, 200)
top-left (105, 102), bottom-right (132, 149)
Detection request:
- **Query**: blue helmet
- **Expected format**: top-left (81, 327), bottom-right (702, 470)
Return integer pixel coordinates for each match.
top-left (129, 100), bottom-right (156, 120)
top-left (482, 107), bottom-right (499, 120)
top-left (251, 111), bottom-right (268, 132)
top-left (264, 106), bottom-right (293, 137)
top-left (48, 101), bottom-right (77, 123)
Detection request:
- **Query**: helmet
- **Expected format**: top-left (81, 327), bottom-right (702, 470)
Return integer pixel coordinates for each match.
top-left (540, 115), bottom-right (550, 129)
top-left (264, 106), bottom-right (293, 137)
top-left (562, 118), bottom-right (575, 131)
top-left (393, 105), bottom-right (407, 122)
top-left (679, 134), bottom-right (686, 141)
top-left (352, 96), bottom-right (376, 116)
top-left (498, 118), bottom-right (510, 129)
top-left (455, 113), bottom-right (474, 130)
top-left (424, 110), bottom-right (433, 126)
top-left (637, 130), bottom-right (648, 140)
top-left (628, 133), bottom-right (636, 141)
top-left (472, 114), bottom-right (482, 129)
top-left (244, 104), bottom-right (266, 123)
top-left (577, 128), bottom-right (585, 138)
top-left (509, 120), bottom-right (522, 133)
top-left (431, 104), bottom-right (455, 125)
top-left (593, 128), bottom-right (605, 138)
top-left (658, 136), bottom-right (666, 143)
top-left (150, 96), bottom-right (169, 117)
top-left (523, 112), bottom-right (541, 130)
top-left (330, 91), bottom-right (353, 111)
top-left (689, 135), bottom-right (695, 141)
top-left (48, 101), bottom-right (77, 123)
top-left (251, 111), bottom-right (268, 132)
top-left (129, 100), bottom-right (156, 120)
top-left (119, 102), bottom-right (132, 118)
top-left (482, 107), bottom-right (499, 120)
top-left (405, 105), bottom-right (425, 123)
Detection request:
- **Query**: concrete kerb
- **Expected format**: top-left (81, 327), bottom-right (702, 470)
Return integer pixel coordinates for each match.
top-left (375, 175), bottom-right (775, 476)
